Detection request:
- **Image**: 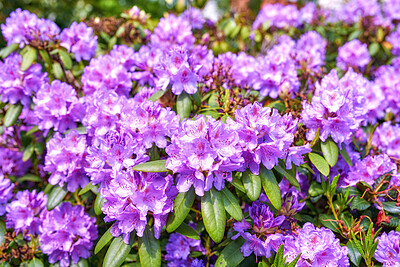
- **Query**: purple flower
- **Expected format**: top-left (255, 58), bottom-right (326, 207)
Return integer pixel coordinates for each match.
top-left (337, 40), bottom-right (371, 71)
top-left (1, 8), bottom-right (59, 48)
top-left (372, 122), bottom-right (400, 158)
top-left (296, 31), bottom-right (326, 73)
top-left (387, 27), bottom-right (400, 56)
top-left (33, 80), bottom-right (84, 132)
top-left (253, 4), bottom-right (300, 29)
top-left (0, 147), bottom-right (32, 177)
top-left (0, 53), bottom-right (48, 106)
top-left (181, 8), bottom-right (206, 30)
top-left (166, 115), bottom-right (243, 196)
top-left (81, 54), bottom-right (132, 96)
top-left (39, 202), bottom-right (98, 267)
top-left (337, 0), bottom-right (384, 25)
top-left (0, 172), bottom-right (14, 216)
top-left (299, 3), bottom-right (318, 24)
top-left (286, 145), bottom-right (312, 169)
top-left (283, 223), bottom-right (349, 266)
top-left (59, 22), bottom-right (97, 62)
top-left (6, 189), bottom-right (47, 236)
top-left (109, 44), bottom-right (136, 70)
top-left (44, 130), bottom-right (89, 192)
top-left (131, 45), bottom-right (163, 87)
top-left (155, 47), bottom-right (201, 95)
top-left (383, 0), bottom-right (400, 21)
top-left (229, 102), bottom-right (297, 175)
top-left (375, 231), bottom-right (400, 266)
top-left (151, 14), bottom-right (195, 50)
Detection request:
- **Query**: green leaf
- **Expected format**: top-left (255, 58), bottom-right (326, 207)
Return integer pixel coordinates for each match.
top-left (308, 181), bottom-right (324, 197)
top-left (23, 143), bottom-right (34, 162)
top-left (221, 187), bottom-right (243, 221)
top-left (175, 222), bottom-right (200, 240)
top-left (26, 125), bottom-right (39, 136)
top-left (21, 46), bottom-right (37, 71)
top-left (231, 174), bottom-right (246, 193)
top-left (176, 91), bottom-right (193, 119)
top-left (166, 187), bottom-right (195, 232)
top-left (215, 237), bottom-right (246, 267)
top-left (52, 62), bottom-right (64, 79)
top-left (369, 42), bottom-right (380, 57)
top-left (132, 160), bottom-right (167, 173)
top-left (309, 153), bottom-right (330, 177)
top-left (347, 240), bottom-right (361, 266)
top-left (191, 91), bottom-right (202, 107)
top-left (103, 234), bottom-right (134, 267)
top-left (319, 214), bottom-right (339, 233)
top-left (382, 202), bottom-right (400, 214)
top-left (28, 258), bottom-right (44, 267)
top-left (273, 162), bottom-right (300, 191)
top-left (321, 139), bottom-right (339, 167)
top-left (94, 193), bottom-right (105, 215)
top-left (3, 103), bottom-right (23, 127)
top-left (350, 197), bottom-right (371, 211)
top-left (79, 182), bottom-right (94, 195)
top-left (71, 259), bottom-right (89, 267)
top-left (201, 188), bottom-right (226, 243)
top-left (348, 29), bottom-right (363, 41)
top-left (47, 186), bottom-right (68, 211)
top-left (0, 221), bottom-right (6, 245)
top-left (259, 165), bottom-right (282, 210)
top-left (59, 49), bottom-right (73, 69)
top-left (0, 43), bottom-right (19, 59)
top-left (242, 169), bottom-right (262, 201)
top-left (39, 50), bottom-right (52, 66)
top-left (95, 227), bottom-right (114, 254)
top-left (138, 227), bottom-right (161, 267)
top-left (18, 174), bottom-right (42, 183)
top-left (148, 90), bottom-right (165, 102)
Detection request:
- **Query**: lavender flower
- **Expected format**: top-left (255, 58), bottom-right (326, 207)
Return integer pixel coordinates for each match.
top-left (372, 122), bottom-right (400, 158)
top-left (59, 22), bottom-right (97, 62)
top-left (296, 31), bottom-right (326, 73)
top-left (0, 147), bottom-right (32, 177)
top-left (283, 223), bottom-right (349, 266)
top-left (33, 80), bottom-right (84, 132)
top-left (131, 45), bottom-right (163, 87)
top-left (181, 8), bottom-right (206, 30)
top-left (337, 0), bottom-right (383, 25)
top-left (166, 115), bottom-right (243, 196)
top-left (44, 130), bottom-right (89, 192)
top-left (387, 27), bottom-right (400, 56)
top-left (1, 8), bottom-right (59, 48)
top-left (109, 44), bottom-right (136, 70)
top-left (337, 40), bottom-right (371, 71)
top-left (374, 231), bottom-right (400, 266)
top-left (228, 102), bottom-right (298, 175)
top-left (253, 4), bottom-right (300, 29)
top-left (155, 47), bottom-right (201, 95)
top-left (6, 189), bottom-right (47, 236)
top-left (383, 0), bottom-right (400, 21)
top-left (0, 172), bottom-right (14, 215)
top-left (0, 53), bottom-right (48, 106)
top-left (39, 202), bottom-right (98, 267)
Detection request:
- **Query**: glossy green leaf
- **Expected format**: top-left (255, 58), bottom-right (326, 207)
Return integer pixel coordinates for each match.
top-left (132, 160), bottom-right (167, 173)
top-left (166, 187), bottom-right (195, 232)
top-left (319, 214), bottom-right (339, 233)
top-left (59, 49), bottom-right (72, 69)
top-left (350, 197), bottom-right (370, 211)
top-left (201, 188), bottom-right (226, 243)
top-left (221, 187), bottom-right (243, 221)
top-left (347, 240), bottom-right (362, 266)
top-left (39, 50), bottom-right (52, 66)
top-left (138, 227), bottom-right (161, 267)
top-left (0, 43), bottom-right (19, 59)
top-left (176, 91), bottom-right (193, 119)
top-left (95, 227), bottom-right (114, 254)
top-left (79, 182), bottom-right (94, 195)
top-left (273, 162), bottom-right (300, 191)
top-left (308, 181), bottom-right (324, 197)
top-left (242, 169), bottom-right (262, 201)
top-left (369, 42), bottom-right (380, 56)
top-left (175, 222), bottom-right (200, 240)
top-left (103, 234), bottom-right (134, 267)
top-left (309, 153), bottom-right (330, 177)
top-left (94, 193), bottom-right (105, 215)
top-left (259, 165), bottom-right (282, 210)
top-left (21, 46), bottom-right (37, 71)
top-left (18, 174), bottom-right (42, 183)
top-left (321, 139), bottom-right (339, 167)
top-left (191, 91), bottom-right (202, 107)
top-left (52, 62), bottom-right (64, 79)
top-left (0, 221), bottom-right (6, 245)
top-left (215, 237), bottom-right (245, 267)
top-left (4, 103), bottom-right (23, 127)
top-left (71, 259), bottom-right (89, 267)
top-left (28, 258), bottom-right (44, 267)
top-left (148, 90), bottom-right (165, 102)
top-left (47, 186), bottom-right (68, 211)
top-left (23, 143), bottom-right (34, 162)
top-left (382, 201), bottom-right (400, 214)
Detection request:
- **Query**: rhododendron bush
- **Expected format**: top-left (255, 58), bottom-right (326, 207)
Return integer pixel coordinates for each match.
top-left (1, 1), bottom-right (400, 266)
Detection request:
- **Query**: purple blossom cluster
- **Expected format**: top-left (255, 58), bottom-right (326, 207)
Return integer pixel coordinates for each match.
top-left (283, 223), bottom-right (349, 266)
top-left (374, 231), bottom-right (400, 266)
top-left (1, 8), bottom-right (59, 47)
top-left (0, 147), bottom-right (32, 177)
top-left (0, 172), bottom-right (14, 215)
top-left (5, 189), bottom-right (47, 236)
top-left (130, 45), bottom-right (163, 87)
top-left (253, 4), bottom-right (300, 29)
top-left (0, 53), bottom-right (48, 106)
top-left (372, 122), bottom-right (400, 158)
top-left (301, 69), bottom-right (368, 147)
top-left (59, 22), bottom-right (98, 62)
top-left (39, 202), bottom-right (98, 267)
top-left (337, 40), bottom-right (371, 71)
top-left (295, 31), bottom-right (327, 73)
top-left (387, 27), bottom-right (400, 56)
top-left (33, 80), bottom-right (84, 132)
top-left (44, 130), bottom-right (89, 192)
